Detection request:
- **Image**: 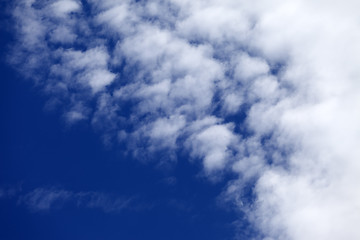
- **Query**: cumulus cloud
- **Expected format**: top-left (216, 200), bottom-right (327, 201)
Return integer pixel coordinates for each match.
top-left (187, 123), bottom-right (238, 172)
top-left (9, 0), bottom-right (360, 239)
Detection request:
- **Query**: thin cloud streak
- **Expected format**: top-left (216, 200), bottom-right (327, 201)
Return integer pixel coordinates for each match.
top-left (19, 188), bottom-right (135, 213)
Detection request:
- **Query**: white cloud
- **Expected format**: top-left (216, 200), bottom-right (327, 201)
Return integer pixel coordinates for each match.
top-left (187, 123), bottom-right (238, 172)
top-left (81, 69), bottom-right (116, 93)
top-left (234, 53), bottom-right (270, 82)
top-left (50, 0), bottom-right (81, 18)
top-left (49, 25), bottom-right (77, 44)
top-left (150, 116), bottom-right (186, 143)
top-left (176, 4), bottom-right (251, 43)
top-left (60, 47), bottom-right (110, 71)
top-left (222, 92), bottom-right (244, 115)
top-left (10, 0), bottom-right (360, 239)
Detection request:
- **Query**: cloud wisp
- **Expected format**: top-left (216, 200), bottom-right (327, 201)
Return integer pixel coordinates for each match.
top-left (9, 0), bottom-right (360, 239)
top-left (18, 187), bottom-right (134, 213)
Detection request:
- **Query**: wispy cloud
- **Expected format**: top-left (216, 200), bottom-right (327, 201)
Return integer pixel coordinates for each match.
top-left (19, 187), bottom-right (135, 213)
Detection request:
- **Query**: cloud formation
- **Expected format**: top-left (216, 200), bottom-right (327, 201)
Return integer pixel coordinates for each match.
top-left (9, 0), bottom-right (360, 239)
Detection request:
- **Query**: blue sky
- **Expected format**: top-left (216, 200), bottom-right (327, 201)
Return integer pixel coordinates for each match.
top-left (0, 2), bottom-right (250, 239)
top-left (0, 32), bottom-right (245, 240)
top-left (1, 1), bottom-right (360, 240)
top-left (0, 29), bottom-right (244, 240)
